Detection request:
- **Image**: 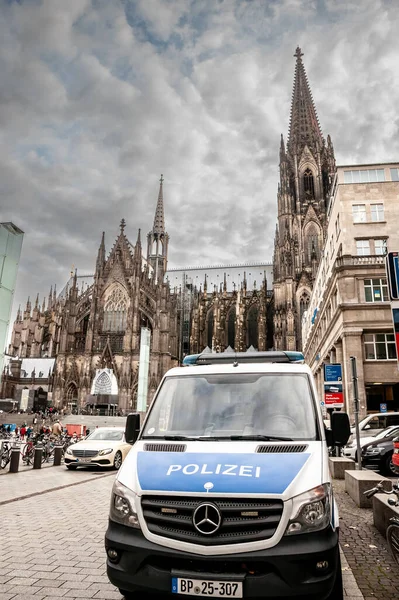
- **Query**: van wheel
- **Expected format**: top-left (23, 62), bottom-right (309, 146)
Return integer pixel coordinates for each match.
top-left (324, 552), bottom-right (343, 600)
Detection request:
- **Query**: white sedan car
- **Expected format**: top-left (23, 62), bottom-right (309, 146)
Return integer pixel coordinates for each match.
top-left (64, 427), bottom-right (131, 470)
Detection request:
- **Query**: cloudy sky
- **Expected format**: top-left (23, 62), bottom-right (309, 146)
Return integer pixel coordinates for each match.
top-left (1, 0), bottom-right (399, 323)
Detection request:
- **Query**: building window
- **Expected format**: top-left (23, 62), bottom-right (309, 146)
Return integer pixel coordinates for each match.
top-left (207, 310), bottom-right (214, 349)
top-left (303, 169), bottom-right (315, 199)
top-left (335, 214), bottom-right (340, 239)
top-left (344, 169), bottom-right (385, 183)
top-left (103, 287), bottom-right (128, 332)
top-left (352, 204), bottom-right (367, 223)
top-left (374, 239), bottom-right (387, 255)
top-left (364, 333), bottom-right (396, 360)
top-left (364, 278), bottom-right (389, 302)
top-left (370, 203), bottom-right (384, 222)
top-left (356, 240), bottom-right (370, 255)
top-left (227, 308), bottom-right (236, 349)
top-left (247, 306), bottom-right (258, 349)
top-left (390, 168), bottom-right (399, 181)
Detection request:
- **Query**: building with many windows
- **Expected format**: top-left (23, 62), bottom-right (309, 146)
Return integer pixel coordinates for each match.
top-left (302, 162), bottom-right (399, 419)
top-left (0, 223), bottom-right (24, 387)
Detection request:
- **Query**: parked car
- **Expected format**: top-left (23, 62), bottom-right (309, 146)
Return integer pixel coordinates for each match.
top-left (362, 427), bottom-right (399, 475)
top-left (343, 425), bottom-right (399, 461)
top-left (393, 437), bottom-right (399, 474)
top-left (64, 427), bottom-right (132, 470)
top-left (350, 412), bottom-right (399, 439)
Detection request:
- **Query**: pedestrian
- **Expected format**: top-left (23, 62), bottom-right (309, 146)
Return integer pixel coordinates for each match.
top-left (15, 426), bottom-right (19, 437)
top-left (52, 420), bottom-right (62, 437)
top-left (20, 425), bottom-right (27, 440)
top-left (6, 425), bottom-right (11, 434)
top-left (26, 426), bottom-right (33, 438)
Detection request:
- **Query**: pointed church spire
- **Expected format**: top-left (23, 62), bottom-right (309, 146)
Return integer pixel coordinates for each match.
top-left (17, 305), bottom-right (21, 322)
top-left (96, 232), bottom-right (105, 276)
top-left (48, 285), bottom-right (53, 310)
top-left (153, 174), bottom-right (165, 234)
top-left (280, 133), bottom-right (286, 159)
top-left (287, 47), bottom-right (323, 155)
top-left (35, 293), bottom-right (39, 309)
top-left (133, 228), bottom-right (142, 267)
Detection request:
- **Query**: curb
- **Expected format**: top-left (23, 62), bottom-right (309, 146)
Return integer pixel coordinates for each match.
top-left (0, 470), bottom-right (115, 506)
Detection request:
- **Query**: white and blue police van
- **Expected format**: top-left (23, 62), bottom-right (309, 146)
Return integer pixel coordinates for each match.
top-left (105, 351), bottom-right (350, 599)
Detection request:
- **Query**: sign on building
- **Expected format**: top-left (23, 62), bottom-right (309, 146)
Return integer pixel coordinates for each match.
top-left (386, 252), bottom-right (399, 300)
top-left (19, 388), bottom-right (29, 411)
top-left (323, 363), bottom-right (344, 409)
top-left (391, 301), bottom-right (399, 371)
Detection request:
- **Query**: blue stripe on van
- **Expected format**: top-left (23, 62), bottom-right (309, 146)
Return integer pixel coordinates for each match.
top-left (137, 452), bottom-right (310, 494)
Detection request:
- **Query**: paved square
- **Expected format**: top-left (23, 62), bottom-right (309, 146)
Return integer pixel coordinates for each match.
top-left (0, 466), bottom-right (364, 599)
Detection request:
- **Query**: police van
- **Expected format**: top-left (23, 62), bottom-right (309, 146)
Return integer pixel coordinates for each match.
top-left (105, 351), bottom-right (350, 599)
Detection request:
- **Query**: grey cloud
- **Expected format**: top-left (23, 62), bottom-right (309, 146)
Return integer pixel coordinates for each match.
top-left (0, 0), bottom-right (398, 332)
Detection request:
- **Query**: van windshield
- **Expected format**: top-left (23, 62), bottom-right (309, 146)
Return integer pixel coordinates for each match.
top-left (142, 373), bottom-right (318, 441)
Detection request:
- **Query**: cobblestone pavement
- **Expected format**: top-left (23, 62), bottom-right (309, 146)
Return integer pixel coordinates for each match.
top-left (334, 478), bottom-right (399, 600)
top-left (0, 467), bottom-right (365, 599)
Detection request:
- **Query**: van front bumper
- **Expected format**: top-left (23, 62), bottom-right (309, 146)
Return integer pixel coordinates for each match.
top-left (105, 520), bottom-right (340, 599)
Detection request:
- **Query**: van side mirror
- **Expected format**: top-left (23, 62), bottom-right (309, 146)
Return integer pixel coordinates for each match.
top-left (327, 412), bottom-right (350, 447)
top-left (125, 413), bottom-right (141, 445)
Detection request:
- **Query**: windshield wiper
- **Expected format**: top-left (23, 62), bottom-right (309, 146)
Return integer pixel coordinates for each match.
top-left (228, 435), bottom-right (294, 441)
top-left (141, 435), bottom-right (200, 441)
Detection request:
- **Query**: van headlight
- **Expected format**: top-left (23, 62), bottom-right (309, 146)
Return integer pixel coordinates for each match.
top-left (285, 484), bottom-right (331, 536)
top-left (109, 480), bottom-right (140, 529)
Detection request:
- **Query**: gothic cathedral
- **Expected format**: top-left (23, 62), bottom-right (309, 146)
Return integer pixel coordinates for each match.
top-left (5, 47), bottom-right (335, 412)
top-left (273, 48), bottom-right (336, 351)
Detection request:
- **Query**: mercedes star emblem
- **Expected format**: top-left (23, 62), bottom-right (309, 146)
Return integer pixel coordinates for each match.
top-left (193, 503), bottom-right (222, 535)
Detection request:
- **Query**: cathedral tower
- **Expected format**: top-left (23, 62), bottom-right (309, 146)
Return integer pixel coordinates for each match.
top-left (273, 47), bottom-right (336, 351)
top-left (147, 174), bottom-right (169, 283)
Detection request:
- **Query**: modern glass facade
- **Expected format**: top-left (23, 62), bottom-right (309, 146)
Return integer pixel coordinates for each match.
top-left (0, 223), bottom-right (24, 385)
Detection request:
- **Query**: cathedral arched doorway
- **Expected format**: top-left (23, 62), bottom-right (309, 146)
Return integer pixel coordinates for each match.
top-left (247, 305), bottom-right (259, 349)
top-left (66, 382), bottom-right (78, 412)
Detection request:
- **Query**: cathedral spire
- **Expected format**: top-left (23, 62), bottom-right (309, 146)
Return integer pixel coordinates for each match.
top-left (147, 174), bottom-right (169, 283)
top-left (287, 47), bottom-right (324, 155)
top-left (96, 232), bottom-right (105, 276)
top-left (153, 174), bottom-right (165, 234)
top-left (133, 228), bottom-right (142, 267)
top-left (17, 305), bottom-right (21, 322)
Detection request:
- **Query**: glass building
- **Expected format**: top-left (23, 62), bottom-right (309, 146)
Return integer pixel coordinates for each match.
top-left (0, 223), bottom-right (24, 385)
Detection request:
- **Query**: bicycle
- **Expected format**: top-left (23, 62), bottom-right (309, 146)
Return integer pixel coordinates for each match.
top-left (364, 480), bottom-right (399, 565)
top-left (0, 440), bottom-right (11, 469)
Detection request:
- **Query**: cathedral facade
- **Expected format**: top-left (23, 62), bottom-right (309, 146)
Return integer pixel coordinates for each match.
top-left (273, 47), bottom-right (336, 351)
top-left (7, 179), bottom-right (179, 412)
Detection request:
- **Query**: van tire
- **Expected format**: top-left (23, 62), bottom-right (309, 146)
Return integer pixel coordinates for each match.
top-left (324, 552), bottom-right (343, 600)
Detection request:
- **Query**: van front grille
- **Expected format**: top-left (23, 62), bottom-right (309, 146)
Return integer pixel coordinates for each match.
top-left (141, 496), bottom-right (283, 545)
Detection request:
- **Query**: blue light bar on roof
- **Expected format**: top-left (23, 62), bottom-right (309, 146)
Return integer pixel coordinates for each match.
top-left (182, 351), bottom-right (305, 366)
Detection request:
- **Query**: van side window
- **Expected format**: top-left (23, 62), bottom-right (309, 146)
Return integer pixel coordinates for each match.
top-left (387, 415), bottom-right (399, 426)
